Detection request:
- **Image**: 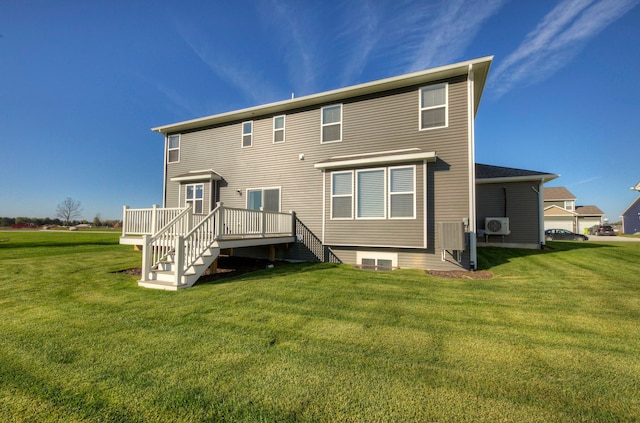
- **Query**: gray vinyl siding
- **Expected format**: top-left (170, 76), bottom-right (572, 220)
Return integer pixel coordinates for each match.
top-left (476, 181), bottom-right (540, 245)
top-left (163, 75), bottom-right (472, 270)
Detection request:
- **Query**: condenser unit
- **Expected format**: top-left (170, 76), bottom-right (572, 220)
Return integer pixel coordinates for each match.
top-left (485, 217), bottom-right (510, 235)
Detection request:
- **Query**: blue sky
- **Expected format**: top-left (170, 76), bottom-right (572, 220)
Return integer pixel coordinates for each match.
top-left (1, 0), bottom-right (639, 222)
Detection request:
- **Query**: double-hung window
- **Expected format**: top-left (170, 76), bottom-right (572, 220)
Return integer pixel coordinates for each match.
top-left (419, 83), bottom-right (447, 130)
top-left (185, 184), bottom-right (204, 214)
top-left (389, 166), bottom-right (415, 218)
top-left (321, 104), bottom-right (342, 143)
top-left (247, 187), bottom-right (280, 212)
top-left (167, 134), bottom-right (180, 163)
top-left (331, 171), bottom-right (353, 219)
top-left (242, 121), bottom-right (253, 147)
top-left (273, 115), bottom-right (285, 143)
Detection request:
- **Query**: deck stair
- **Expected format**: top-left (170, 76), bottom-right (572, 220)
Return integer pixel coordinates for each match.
top-left (122, 202), bottom-right (295, 290)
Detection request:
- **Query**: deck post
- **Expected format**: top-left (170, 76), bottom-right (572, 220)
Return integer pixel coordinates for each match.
top-left (174, 236), bottom-right (185, 286)
top-left (122, 205), bottom-right (129, 237)
top-left (151, 204), bottom-right (158, 235)
top-left (141, 235), bottom-right (151, 281)
top-left (261, 207), bottom-right (266, 237)
top-left (290, 211), bottom-right (296, 238)
top-left (216, 202), bottom-right (224, 238)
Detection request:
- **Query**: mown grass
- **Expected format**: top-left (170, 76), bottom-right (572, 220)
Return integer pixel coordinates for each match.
top-left (0, 232), bottom-right (638, 422)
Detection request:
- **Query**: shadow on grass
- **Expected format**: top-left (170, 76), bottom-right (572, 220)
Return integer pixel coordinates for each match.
top-left (477, 241), bottom-right (612, 270)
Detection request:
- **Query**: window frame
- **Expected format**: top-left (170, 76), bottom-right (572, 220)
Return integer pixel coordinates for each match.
top-left (330, 170), bottom-right (354, 220)
top-left (321, 104), bottom-right (342, 144)
top-left (419, 83), bottom-right (448, 131)
top-left (185, 183), bottom-right (204, 214)
top-left (273, 115), bottom-right (285, 144)
top-left (355, 167), bottom-right (387, 220)
top-left (356, 251), bottom-right (398, 270)
top-left (242, 121), bottom-right (253, 148)
top-left (388, 165), bottom-right (416, 219)
top-left (167, 134), bottom-right (180, 164)
top-left (245, 186), bottom-right (282, 212)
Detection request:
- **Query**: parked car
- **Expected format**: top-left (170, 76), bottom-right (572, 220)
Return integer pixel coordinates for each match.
top-left (545, 229), bottom-right (589, 241)
top-left (589, 224), bottom-right (615, 236)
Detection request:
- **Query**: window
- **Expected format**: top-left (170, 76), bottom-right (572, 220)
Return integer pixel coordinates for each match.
top-left (247, 187), bottom-right (280, 212)
top-left (185, 184), bottom-right (204, 214)
top-left (167, 134), bottom-right (180, 163)
top-left (331, 171), bottom-right (353, 219)
top-left (420, 83), bottom-right (447, 130)
top-left (564, 200), bottom-right (574, 211)
top-left (273, 115), bottom-right (285, 143)
top-left (389, 166), bottom-right (415, 218)
top-left (357, 251), bottom-right (397, 270)
top-left (357, 169), bottom-right (386, 219)
top-left (330, 166), bottom-right (417, 220)
top-left (242, 121), bottom-right (253, 147)
top-left (321, 104), bottom-right (342, 143)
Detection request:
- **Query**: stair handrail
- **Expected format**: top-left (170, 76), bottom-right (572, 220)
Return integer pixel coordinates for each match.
top-left (176, 204), bottom-right (222, 281)
top-left (141, 206), bottom-right (192, 280)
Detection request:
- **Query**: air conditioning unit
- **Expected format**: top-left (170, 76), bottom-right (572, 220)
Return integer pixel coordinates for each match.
top-left (485, 217), bottom-right (510, 235)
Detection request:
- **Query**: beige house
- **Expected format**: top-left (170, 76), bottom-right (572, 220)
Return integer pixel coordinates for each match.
top-left (543, 187), bottom-right (603, 233)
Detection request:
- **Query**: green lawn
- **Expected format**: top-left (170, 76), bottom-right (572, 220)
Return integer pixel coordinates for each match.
top-left (0, 232), bottom-right (638, 422)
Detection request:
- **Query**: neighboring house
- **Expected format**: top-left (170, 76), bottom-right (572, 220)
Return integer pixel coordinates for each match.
top-left (476, 164), bottom-right (557, 248)
top-left (120, 56), bottom-right (556, 289)
top-left (621, 196), bottom-right (640, 234)
top-left (543, 187), bottom-right (604, 233)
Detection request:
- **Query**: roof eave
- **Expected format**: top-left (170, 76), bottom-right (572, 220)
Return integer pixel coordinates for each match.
top-left (476, 174), bottom-right (558, 184)
top-left (152, 56), bottom-right (494, 135)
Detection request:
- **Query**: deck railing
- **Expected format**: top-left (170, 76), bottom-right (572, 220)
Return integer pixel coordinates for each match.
top-left (122, 205), bottom-right (187, 236)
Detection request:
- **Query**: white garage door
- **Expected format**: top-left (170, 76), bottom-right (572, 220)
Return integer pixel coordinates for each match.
top-left (545, 217), bottom-right (574, 231)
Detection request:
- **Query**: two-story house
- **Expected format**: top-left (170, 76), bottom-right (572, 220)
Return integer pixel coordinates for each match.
top-left (120, 56), bottom-right (557, 289)
top-left (543, 187), bottom-right (604, 233)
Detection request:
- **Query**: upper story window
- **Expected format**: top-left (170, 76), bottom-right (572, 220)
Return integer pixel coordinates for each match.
top-left (564, 200), bottom-right (575, 211)
top-left (321, 104), bottom-right (342, 143)
top-left (242, 121), bottom-right (253, 148)
top-left (419, 83), bottom-right (447, 130)
top-left (167, 134), bottom-right (180, 163)
top-left (273, 115), bottom-right (285, 143)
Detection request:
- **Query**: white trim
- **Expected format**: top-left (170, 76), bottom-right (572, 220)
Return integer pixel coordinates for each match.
top-left (477, 174), bottom-right (558, 184)
top-left (152, 56), bottom-right (493, 135)
top-left (423, 161), bottom-right (428, 248)
top-left (419, 83), bottom-right (448, 131)
top-left (314, 151), bottom-right (436, 170)
top-left (388, 165), bottom-right (416, 219)
top-left (321, 170), bottom-right (326, 243)
top-left (245, 186), bottom-right (282, 212)
top-left (331, 242), bottom-right (423, 249)
top-left (330, 170), bottom-right (354, 220)
top-left (321, 104), bottom-right (342, 144)
top-left (467, 66), bottom-right (477, 269)
top-left (273, 115), bottom-right (285, 144)
top-left (355, 167), bottom-right (387, 220)
top-left (329, 148), bottom-right (420, 160)
top-left (241, 121), bottom-right (253, 148)
top-left (167, 134), bottom-right (180, 163)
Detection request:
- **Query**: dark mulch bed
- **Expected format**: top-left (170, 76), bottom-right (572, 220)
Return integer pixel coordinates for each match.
top-left (116, 255), bottom-right (285, 283)
top-left (426, 270), bottom-right (493, 279)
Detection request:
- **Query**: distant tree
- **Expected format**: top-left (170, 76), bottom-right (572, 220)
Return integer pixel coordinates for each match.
top-left (93, 214), bottom-right (102, 227)
top-left (56, 197), bottom-right (83, 226)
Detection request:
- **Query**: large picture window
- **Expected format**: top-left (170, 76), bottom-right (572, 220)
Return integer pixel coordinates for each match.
top-left (321, 104), bottom-right (342, 143)
top-left (356, 169), bottom-right (386, 219)
top-left (420, 83), bottom-right (447, 130)
top-left (331, 171), bottom-right (353, 219)
top-left (185, 184), bottom-right (204, 214)
top-left (167, 134), bottom-right (180, 163)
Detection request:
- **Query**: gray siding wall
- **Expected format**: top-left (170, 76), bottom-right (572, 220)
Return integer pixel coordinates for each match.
top-left (476, 181), bottom-right (541, 245)
top-left (163, 75), bottom-right (472, 270)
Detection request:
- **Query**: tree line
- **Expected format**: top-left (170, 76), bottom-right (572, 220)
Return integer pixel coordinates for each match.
top-left (0, 216), bottom-right (120, 228)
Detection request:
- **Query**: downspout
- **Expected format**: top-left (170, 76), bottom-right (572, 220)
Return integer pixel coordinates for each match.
top-left (467, 64), bottom-right (477, 270)
top-left (162, 133), bottom-right (168, 208)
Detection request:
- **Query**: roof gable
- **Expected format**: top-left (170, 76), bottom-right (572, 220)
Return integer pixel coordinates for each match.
top-left (544, 205), bottom-right (577, 216)
top-left (575, 205), bottom-right (604, 216)
top-left (544, 187), bottom-right (576, 201)
top-left (622, 195), bottom-right (640, 216)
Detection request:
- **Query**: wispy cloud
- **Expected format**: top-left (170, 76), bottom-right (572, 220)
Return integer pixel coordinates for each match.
top-left (567, 176), bottom-right (603, 187)
top-left (491, 0), bottom-right (639, 98)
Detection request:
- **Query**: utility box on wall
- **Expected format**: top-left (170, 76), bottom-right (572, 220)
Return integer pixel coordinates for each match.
top-left (437, 222), bottom-right (466, 251)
